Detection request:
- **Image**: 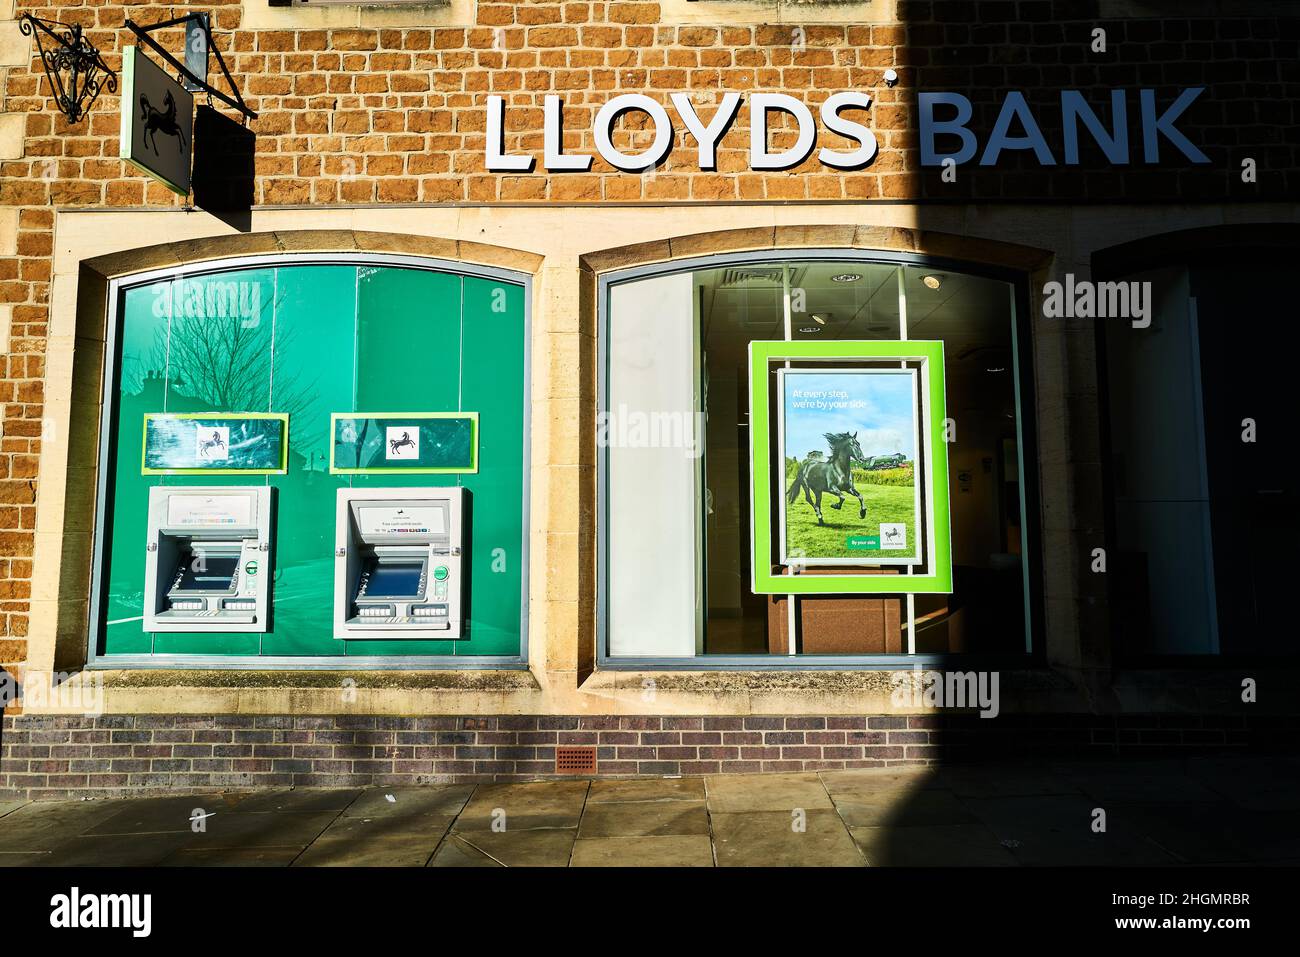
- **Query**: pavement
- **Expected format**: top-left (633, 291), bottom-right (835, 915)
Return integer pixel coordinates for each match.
top-left (2, 754), bottom-right (1298, 866)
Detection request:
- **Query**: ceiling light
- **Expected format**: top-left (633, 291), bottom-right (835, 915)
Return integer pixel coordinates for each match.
top-left (985, 366), bottom-right (1007, 373)
top-left (810, 314), bottom-right (827, 325)
top-left (798, 326), bottom-right (821, 334)
top-left (922, 275), bottom-right (942, 290)
top-left (830, 273), bottom-right (861, 283)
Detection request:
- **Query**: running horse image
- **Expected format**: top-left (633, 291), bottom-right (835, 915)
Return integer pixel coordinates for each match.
top-left (197, 430), bottom-right (226, 459)
top-left (786, 431), bottom-right (868, 526)
top-left (389, 430), bottom-right (417, 456)
top-left (139, 90), bottom-right (187, 156)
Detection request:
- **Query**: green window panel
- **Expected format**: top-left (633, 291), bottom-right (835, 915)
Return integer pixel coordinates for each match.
top-left (96, 262), bottom-right (528, 663)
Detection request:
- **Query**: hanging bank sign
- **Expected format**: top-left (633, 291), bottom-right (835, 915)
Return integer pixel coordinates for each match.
top-left (485, 87), bottom-right (1209, 172)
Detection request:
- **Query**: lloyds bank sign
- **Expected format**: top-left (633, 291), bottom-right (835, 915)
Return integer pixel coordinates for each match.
top-left (484, 87), bottom-right (1208, 172)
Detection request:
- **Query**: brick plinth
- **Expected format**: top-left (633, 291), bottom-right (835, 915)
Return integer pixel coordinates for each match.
top-left (1, 712), bottom-right (1289, 800)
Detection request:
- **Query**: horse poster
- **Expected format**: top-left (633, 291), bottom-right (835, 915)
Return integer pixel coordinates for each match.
top-left (778, 368), bottom-right (923, 566)
top-left (118, 45), bottom-right (194, 196)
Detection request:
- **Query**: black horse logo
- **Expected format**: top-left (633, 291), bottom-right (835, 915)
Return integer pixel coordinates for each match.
top-left (389, 431), bottom-right (416, 456)
top-left (139, 91), bottom-right (187, 156)
top-left (198, 429), bottom-right (226, 459)
top-left (884, 527), bottom-right (902, 543)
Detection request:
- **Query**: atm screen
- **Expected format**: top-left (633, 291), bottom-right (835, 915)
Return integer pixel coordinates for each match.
top-left (363, 559), bottom-right (425, 599)
top-left (174, 554), bottom-right (239, 593)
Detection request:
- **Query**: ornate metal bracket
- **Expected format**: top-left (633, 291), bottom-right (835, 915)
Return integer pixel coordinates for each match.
top-left (19, 14), bottom-right (117, 124)
top-left (126, 16), bottom-right (257, 122)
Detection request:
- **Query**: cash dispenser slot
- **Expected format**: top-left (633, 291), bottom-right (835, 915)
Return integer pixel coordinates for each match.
top-left (144, 486), bottom-right (273, 633)
top-left (335, 488), bottom-right (465, 639)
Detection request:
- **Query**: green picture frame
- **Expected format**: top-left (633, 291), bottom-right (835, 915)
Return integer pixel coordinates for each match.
top-left (748, 340), bottom-right (952, 595)
top-left (329, 412), bottom-right (479, 474)
top-left (141, 412), bottom-right (289, 475)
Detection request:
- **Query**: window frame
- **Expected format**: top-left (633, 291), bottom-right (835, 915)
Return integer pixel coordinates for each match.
top-left (596, 248), bottom-right (1044, 670)
top-left (85, 251), bottom-right (532, 672)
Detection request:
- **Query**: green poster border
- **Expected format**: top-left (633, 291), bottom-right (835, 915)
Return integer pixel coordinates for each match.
top-left (141, 412), bottom-right (289, 475)
top-left (328, 411), bottom-right (479, 474)
top-left (117, 46), bottom-right (191, 197)
top-left (749, 340), bottom-right (952, 595)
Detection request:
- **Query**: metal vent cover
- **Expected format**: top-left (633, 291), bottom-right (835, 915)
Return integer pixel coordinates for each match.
top-left (555, 746), bottom-right (597, 775)
top-left (717, 265), bottom-right (807, 288)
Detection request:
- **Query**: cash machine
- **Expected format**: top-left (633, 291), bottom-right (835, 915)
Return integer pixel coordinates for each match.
top-left (143, 485), bottom-right (273, 632)
top-left (334, 487), bottom-right (465, 639)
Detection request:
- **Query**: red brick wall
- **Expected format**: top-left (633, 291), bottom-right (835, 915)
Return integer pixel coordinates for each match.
top-left (2, 712), bottom-right (1283, 799)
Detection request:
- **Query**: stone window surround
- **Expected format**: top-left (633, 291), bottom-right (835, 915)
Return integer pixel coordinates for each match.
top-left (34, 201), bottom-right (1293, 718)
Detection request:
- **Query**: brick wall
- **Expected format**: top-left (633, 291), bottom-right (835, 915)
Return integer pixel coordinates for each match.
top-left (2, 712), bottom-right (1289, 799)
top-left (1, 1), bottom-right (1297, 678)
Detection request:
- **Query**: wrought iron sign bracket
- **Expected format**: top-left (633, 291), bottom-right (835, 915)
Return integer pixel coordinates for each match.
top-left (125, 15), bottom-right (257, 122)
top-left (19, 14), bottom-right (118, 123)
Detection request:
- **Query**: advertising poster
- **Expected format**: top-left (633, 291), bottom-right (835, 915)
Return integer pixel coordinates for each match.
top-left (779, 368), bottom-right (923, 566)
top-left (141, 413), bottom-right (287, 474)
top-left (748, 339), bottom-right (951, 596)
top-left (330, 412), bottom-right (478, 474)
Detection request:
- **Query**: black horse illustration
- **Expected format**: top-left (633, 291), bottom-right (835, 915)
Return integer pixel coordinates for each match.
top-left (197, 429), bottom-right (226, 459)
top-left (389, 431), bottom-right (416, 456)
top-left (787, 431), bottom-right (867, 526)
top-left (139, 90), bottom-right (187, 156)
top-left (883, 527), bottom-right (903, 544)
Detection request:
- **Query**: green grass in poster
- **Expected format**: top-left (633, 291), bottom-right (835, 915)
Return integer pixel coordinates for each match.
top-left (783, 459), bottom-right (917, 561)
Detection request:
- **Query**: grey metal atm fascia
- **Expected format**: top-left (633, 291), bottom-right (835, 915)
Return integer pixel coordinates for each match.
top-left (335, 486), bottom-right (466, 640)
top-left (143, 485), bottom-right (273, 633)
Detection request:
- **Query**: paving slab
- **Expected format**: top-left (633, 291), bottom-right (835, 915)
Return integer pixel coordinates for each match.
top-left (934, 764), bottom-right (1082, 799)
top-left (711, 810), bottom-right (864, 867)
top-left (0, 800), bottom-right (30, 819)
top-left (294, 833), bottom-right (442, 867)
top-left (706, 773), bottom-right (834, 813)
top-left (0, 851), bottom-right (51, 866)
top-left (39, 831), bottom-right (196, 867)
top-left (851, 824), bottom-right (1019, 866)
top-left (455, 780), bottom-right (589, 831)
top-left (1184, 755), bottom-right (1300, 812)
top-left (429, 828), bottom-right (577, 867)
top-left (427, 834), bottom-right (502, 867)
top-left (578, 800), bottom-right (709, 838)
top-left (819, 767), bottom-right (941, 798)
top-left (571, 835), bottom-right (714, 867)
top-left (1048, 760), bottom-right (1221, 805)
top-left (587, 777), bottom-right (705, 804)
top-left (963, 794), bottom-right (1178, 866)
top-left (340, 785), bottom-right (474, 820)
top-left (309, 811), bottom-right (455, 845)
top-left (230, 788), bottom-right (364, 814)
top-left (1215, 808), bottom-right (1300, 863)
top-left (0, 800), bottom-right (131, 851)
top-left (84, 794), bottom-right (256, 836)
top-left (179, 811), bottom-right (340, 850)
top-left (831, 788), bottom-right (978, 828)
top-left (162, 845), bottom-right (305, 867)
top-left (1113, 802), bottom-right (1253, 864)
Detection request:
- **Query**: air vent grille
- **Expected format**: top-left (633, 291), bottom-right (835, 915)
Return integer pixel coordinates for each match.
top-left (555, 746), bottom-right (597, 775)
top-left (717, 266), bottom-right (807, 289)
